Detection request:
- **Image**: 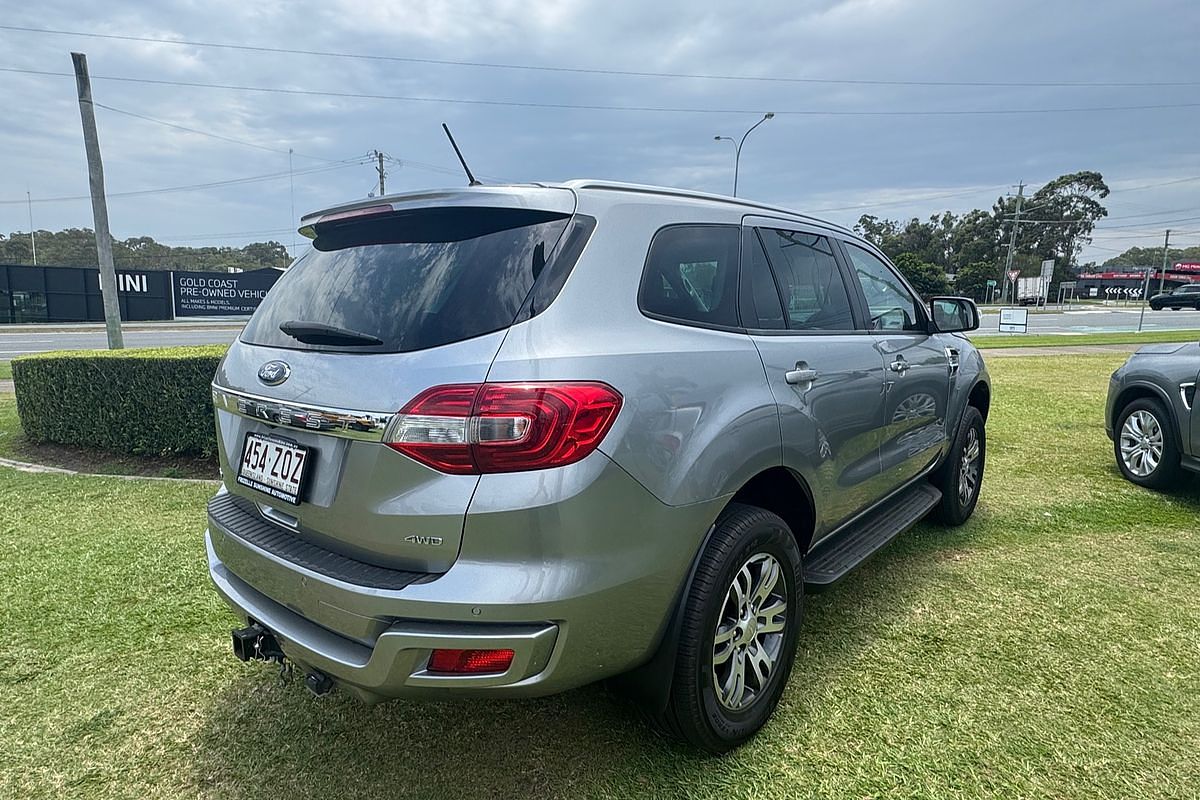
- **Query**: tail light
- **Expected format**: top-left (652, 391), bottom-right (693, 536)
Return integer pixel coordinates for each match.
top-left (385, 382), bottom-right (622, 474)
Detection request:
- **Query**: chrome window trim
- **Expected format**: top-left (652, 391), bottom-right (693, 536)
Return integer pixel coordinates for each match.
top-left (212, 384), bottom-right (394, 442)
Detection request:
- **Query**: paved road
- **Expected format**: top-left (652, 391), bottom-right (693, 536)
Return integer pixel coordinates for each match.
top-left (1, 307), bottom-right (1198, 356)
top-left (975, 306), bottom-right (1200, 335)
top-left (0, 325), bottom-right (243, 357)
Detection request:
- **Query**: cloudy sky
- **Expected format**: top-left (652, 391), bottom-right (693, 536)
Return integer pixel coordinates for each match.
top-left (1, 0), bottom-right (1198, 265)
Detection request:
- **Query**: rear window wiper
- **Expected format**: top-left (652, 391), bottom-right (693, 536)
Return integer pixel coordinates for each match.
top-left (279, 320), bottom-right (384, 347)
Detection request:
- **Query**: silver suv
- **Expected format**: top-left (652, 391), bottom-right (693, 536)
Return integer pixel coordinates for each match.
top-left (206, 181), bottom-right (990, 752)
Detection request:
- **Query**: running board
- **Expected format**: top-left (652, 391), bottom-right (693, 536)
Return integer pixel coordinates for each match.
top-left (804, 483), bottom-right (942, 591)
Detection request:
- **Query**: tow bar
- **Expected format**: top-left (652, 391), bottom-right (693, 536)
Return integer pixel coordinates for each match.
top-left (231, 623), bottom-right (284, 663)
top-left (231, 623), bottom-right (334, 696)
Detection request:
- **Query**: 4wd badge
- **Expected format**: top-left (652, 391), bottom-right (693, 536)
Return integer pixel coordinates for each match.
top-left (405, 535), bottom-right (443, 547)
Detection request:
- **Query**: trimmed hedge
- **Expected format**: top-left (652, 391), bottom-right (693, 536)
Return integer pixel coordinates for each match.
top-left (12, 345), bottom-right (228, 457)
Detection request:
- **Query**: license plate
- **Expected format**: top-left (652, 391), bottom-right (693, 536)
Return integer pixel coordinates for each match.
top-left (237, 432), bottom-right (311, 505)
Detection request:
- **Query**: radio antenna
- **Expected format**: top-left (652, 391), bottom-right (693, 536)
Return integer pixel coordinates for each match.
top-left (441, 123), bottom-right (481, 186)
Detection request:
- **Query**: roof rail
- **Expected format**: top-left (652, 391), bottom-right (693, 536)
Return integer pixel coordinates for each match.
top-left (562, 179), bottom-right (855, 235)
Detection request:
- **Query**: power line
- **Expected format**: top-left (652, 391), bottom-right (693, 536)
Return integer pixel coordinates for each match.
top-left (1093, 215), bottom-right (1200, 230)
top-left (93, 102), bottom-right (337, 162)
top-left (4, 67), bottom-right (1200, 117)
top-left (1112, 175), bottom-right (1200, 192)
top-left (815, 184), bottom-right (1010, 214)
top-left (2, 24), bottom-right (1196, 89)
top-left (1009, 207), bottom-right (1199, 224)
top-left (0, 158), bottom-right (367, 205)
top-left (93, 102), bottom-right (505, 181)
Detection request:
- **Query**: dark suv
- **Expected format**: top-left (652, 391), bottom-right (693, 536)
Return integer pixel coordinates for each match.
top-left (1149, 283), bottom-right (1200, 310)
top-left (206, 180), bottom-right (991, 752)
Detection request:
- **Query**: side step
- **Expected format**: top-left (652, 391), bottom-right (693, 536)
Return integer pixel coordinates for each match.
top-left (804, 483), bottom-right (942, 591)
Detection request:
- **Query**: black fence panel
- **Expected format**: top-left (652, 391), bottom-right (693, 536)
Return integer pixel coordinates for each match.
top-left (0, 264), bottom-right (278, 323)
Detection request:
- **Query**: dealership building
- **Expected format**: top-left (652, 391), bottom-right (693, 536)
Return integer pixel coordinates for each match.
top-left (1076, 261), bottom-right (1200, 299)
top-left (0, 264), bottom-right (281, 324)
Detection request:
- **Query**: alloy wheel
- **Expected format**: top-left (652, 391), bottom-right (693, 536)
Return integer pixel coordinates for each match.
top-left (958, 426), bottom-right (981, 506)
top-left (712, 553), bottom-right (788, 712)
top-left (1119, 410), bottom-right (1164, 477)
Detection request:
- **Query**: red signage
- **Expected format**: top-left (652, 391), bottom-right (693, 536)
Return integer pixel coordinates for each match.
top-left (1174, 262), bottom-right (1200, 272)
top-left (1079, 271), bottom-right (1200, 282)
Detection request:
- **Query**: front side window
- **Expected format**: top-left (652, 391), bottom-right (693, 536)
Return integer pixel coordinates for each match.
top-left (843, 243), bottom-right (924, 332)
top-left (639, 225), bottom-right (740, 327)
top-left (757, 229), bottom-right (855, 331)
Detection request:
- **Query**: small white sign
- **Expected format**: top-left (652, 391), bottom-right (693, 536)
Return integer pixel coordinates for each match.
top-left (999, 307), bottom-right (1029, 333)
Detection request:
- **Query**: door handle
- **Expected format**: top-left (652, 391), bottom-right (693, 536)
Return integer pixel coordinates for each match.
top-left (785, 366), bottom-right (820, 385)
top-left (889, 358), bottom-right (910, 375)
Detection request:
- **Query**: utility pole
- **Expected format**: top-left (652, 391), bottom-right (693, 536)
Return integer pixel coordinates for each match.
top-left (1000, 181), bottom-right (1025, 304)
top-left (70, 52), bottom-right (123, 349)
top-left (374, 150), bottom-right (387, 196)
top-left (26, 191), bottom-right (36, 266)
top-left (1158, 229), bottom-right (1171, 294)
top-left (288, 148), bottom-right (297, 261)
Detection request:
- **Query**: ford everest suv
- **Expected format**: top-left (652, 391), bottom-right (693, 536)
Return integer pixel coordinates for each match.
top-left (206, 181), bottom-right (990, 752)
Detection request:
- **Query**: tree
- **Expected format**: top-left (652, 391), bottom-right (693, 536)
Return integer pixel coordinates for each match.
top-left (893, 252), bottom-right (950, 298)
top-left (949, 209), bottom-right (1000, 271)
top-left (950, 261), bottom-right (995, 301)
top-left (1104, 244), bottom-right (1200, 268)
top-left (0, 228), bottom-right (292, 272)
top-left (1018, 170), bottom-right (1110, 283)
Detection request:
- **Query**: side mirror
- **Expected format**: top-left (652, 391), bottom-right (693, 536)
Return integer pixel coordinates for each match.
top-left (928, 296), bottom-right (980, 333)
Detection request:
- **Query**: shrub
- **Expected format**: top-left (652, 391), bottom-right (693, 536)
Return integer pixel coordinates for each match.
top-left (11, 345), bottom-right (228, 457)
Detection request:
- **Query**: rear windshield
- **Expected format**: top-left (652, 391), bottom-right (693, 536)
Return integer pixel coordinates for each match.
top-left (241, 206), bottom-right (571, 353)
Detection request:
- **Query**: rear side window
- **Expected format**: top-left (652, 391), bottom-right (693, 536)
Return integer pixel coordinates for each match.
top-left (639, 225), bottom-right (741, 328)
top-left (757, 228), bottom-right (855, 331)
top-left (240, 207), bottom-right (571, 353)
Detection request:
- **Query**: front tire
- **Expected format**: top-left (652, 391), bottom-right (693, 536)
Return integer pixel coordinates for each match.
top-left (931, 405), bottom-right (985, 525)
top-left (1114, 398), bottom-right (1183, 490)
top-left (655, 504), bottom-right (803, 754)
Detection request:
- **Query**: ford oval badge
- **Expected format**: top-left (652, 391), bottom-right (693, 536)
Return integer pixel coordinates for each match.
top-left (257, 360), bottom-right (291, 386)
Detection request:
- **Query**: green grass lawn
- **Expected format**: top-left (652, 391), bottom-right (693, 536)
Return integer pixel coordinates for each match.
top-left (0, 360), bottom-right (10, 381)
top-left (0, 394), bottom-right (216, 479)
top-left (972, 329), bottom-right (1200, 349)
top-left (2, 354), bottom-right (1198, 799)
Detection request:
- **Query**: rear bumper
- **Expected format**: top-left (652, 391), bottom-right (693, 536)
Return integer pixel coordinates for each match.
top-left (208, 534), bottom-right (559, 702)
top-left (206, 451), bottom-right (727, 701)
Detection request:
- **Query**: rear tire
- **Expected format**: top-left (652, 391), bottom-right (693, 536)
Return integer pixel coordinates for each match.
top-left (654, 504), bottom-right (803, 754)
top-left (1114, 398), bottom-right (1183, 490)
top-left (930, 406), bottom-right (985, 525)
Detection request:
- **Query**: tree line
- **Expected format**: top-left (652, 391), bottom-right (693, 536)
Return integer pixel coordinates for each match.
top-left (852, 170), bottom-right (1179, 300)
top-left (0, 228), bottom-right (291, 272)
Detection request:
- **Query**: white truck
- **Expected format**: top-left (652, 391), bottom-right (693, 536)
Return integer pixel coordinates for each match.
top-left (1016, 276), bottom-right (1048, 306)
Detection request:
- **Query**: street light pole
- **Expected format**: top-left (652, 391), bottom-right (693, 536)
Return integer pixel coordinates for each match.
top-left (714, 112), bottom-right (774, 197)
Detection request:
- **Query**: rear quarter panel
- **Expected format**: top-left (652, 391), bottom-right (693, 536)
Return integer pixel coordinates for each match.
top-left (485, 198), bottom-right (784, 508)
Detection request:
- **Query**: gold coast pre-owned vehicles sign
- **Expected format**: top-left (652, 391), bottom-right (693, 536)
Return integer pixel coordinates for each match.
top-left (171, 268), bottom-right (282, 317)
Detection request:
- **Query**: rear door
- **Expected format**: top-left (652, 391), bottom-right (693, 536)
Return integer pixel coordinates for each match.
top-left (213, 192), bottom-right (584, 573)
top-left (741, 221), bottom-right (888, 537)
top-left (839, 241), bottom-right (951, 491)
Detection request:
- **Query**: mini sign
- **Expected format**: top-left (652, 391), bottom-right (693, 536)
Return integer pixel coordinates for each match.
top-left (999, 307), bottom-right (1028, 333)
top-left (1007, 269), bottom-right (1020, 283)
